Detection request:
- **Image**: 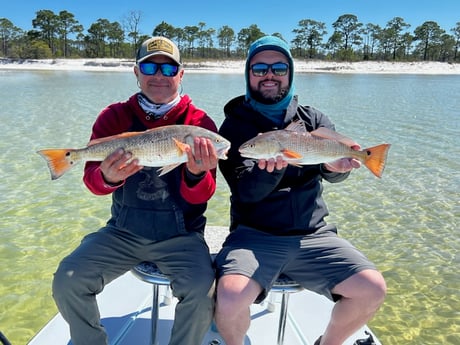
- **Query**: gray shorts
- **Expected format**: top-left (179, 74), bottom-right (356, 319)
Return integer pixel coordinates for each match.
top-left (214, 225), bottom-right (377, 303)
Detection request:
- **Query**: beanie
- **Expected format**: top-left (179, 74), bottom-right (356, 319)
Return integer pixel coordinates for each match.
top-left (245, 36), bottom-right (295, 126)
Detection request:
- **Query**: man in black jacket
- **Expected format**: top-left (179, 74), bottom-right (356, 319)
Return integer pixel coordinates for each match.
top-left (214, 36), bottom-right (386, 345)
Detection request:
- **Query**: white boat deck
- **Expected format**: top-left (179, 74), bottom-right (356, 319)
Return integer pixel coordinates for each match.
top-left (27, 271), bottom-right (381, 345)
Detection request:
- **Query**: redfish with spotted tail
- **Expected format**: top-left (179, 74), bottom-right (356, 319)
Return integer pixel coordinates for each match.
top-left (238, 121), bottom-right (390, 178)
top-left (37, 125), bottom-right (231, 180)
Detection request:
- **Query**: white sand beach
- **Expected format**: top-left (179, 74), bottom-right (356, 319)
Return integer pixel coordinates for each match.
top-left (1, 58), bottom-right (460, 74)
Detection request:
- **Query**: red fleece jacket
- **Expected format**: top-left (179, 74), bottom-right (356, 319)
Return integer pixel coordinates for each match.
top-left (83, 93), bottom-right (217, 204)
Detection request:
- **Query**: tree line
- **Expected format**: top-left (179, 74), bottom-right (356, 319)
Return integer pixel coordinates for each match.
top-left (1, 9), bottom-right (459, 62)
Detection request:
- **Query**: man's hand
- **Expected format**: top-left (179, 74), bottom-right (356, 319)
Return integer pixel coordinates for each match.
top-left (257, 156), bottom-right (288, 173)
top-left (323, 144), bottom-right (362, 173)
top-left (185, 137), bottom-right (218, 175)
top-left (100, 148), bottom-right (143, 185)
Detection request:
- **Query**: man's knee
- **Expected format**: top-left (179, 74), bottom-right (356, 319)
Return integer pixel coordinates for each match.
top-left (52, 261), bottom-right (76, 296)
top-left (352, 269), bottom-right (387, 309)
top-left (190, 274), bottom-right (215, 302)
top-left (52, 260), bottom-right (102, 299)
top-left (172, 266), bottom-right (215, 301)
top-left (370, 272), bottom-right (387, 306)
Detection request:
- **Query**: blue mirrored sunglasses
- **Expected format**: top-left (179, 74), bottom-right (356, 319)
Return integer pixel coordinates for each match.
top-left (250, 62), bottom-right (289, 77)
top-left (138, 62), bottom-right (180, 77)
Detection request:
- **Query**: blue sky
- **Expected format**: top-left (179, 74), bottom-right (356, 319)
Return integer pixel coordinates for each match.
top-left (2, 0), bottom-right (459, 42)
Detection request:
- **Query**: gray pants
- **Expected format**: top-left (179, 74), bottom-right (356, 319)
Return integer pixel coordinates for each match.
top-left (52, 226), bottom-right (215, 345)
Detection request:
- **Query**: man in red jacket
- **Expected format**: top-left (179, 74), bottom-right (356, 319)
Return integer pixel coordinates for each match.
top-left (52, 36), bottom-right (217, 345)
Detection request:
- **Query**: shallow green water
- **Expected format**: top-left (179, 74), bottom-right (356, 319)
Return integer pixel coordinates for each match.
top-left (0, 70), bottom-right (458, 344)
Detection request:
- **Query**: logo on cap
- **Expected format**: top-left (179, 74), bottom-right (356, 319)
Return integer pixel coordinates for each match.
top-left (147, 39), bottom-right (174, 55)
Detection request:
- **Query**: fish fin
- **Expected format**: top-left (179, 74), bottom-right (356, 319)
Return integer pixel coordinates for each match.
top-left (172, 137), bottom-right (188, 153)
top-left (362, 144), bottom-right (391, 178)
top-left (310, 127), bottom-right (357, 147)
top-left (285, 120), bottom-right (307, 132)
top-left (37, 149), bottom-right (77, 180)
top-left (157, 163), bottom-right (182, 176)
top-left (87, 131), bottom-right (143, 146)
top-left (156, 138), bottom-right (188, 176)
top-left (282, 149), bottom-right (303, 159)
top-left (288, 162), bottom-right (303, 168)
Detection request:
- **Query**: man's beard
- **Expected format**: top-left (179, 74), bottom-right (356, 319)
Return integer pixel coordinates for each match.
top-left (251, 84), bottom-right (289, 104)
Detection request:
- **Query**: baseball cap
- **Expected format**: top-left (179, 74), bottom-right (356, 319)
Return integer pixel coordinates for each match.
top-left (136, 36), bottom-right (181, 65)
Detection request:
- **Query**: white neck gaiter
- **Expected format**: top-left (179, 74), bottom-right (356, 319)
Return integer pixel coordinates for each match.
top-left (137, 93), bottom-right (181, 119)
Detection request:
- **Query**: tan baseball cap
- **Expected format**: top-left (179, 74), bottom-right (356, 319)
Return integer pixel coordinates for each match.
top-left (136, 36), bottom-right (181, 65)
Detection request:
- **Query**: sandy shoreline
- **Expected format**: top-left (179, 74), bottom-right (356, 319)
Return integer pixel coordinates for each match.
top-left (1, 58), bottom-right (459, 74)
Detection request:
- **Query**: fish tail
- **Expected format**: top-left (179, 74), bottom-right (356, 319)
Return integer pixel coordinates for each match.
top-left (361, 144), bottom-right (391, 178)
top-left (37, 149), bottom-right (78, 180)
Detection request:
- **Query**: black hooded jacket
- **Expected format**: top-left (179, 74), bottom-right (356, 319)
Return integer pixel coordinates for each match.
top-left (218, 95), bottom-right (350, 235)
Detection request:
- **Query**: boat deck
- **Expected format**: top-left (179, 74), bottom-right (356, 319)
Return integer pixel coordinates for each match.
top-left (27, 271), bottom-right (381, 345)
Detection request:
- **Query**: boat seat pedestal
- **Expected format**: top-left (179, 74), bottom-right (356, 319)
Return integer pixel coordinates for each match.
top-left (131, 262), bottom-right (171, 345)
top-left (131, 262), bottom-right (303, 345)
top-left (269, 274), bottom-right (303, 345)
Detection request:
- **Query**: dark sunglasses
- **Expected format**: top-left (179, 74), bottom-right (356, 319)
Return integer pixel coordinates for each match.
top-left (250, 62), bottom-right (289, 77)
top-left (138, 62), bottom-right (180, 77)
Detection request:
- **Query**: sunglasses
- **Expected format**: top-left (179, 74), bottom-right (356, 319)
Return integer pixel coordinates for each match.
top-left (250, 62), bottom-right (289, 77)
top-left (138, 62), bottom-right (180, 77)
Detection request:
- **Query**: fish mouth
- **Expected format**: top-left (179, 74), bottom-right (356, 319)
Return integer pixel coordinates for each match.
top-left (238, 147), bottom-right (249, 155)
top-left (221, 149), bottom-right (230, 160)
top-left (218, 147), bottom-right (230, 160)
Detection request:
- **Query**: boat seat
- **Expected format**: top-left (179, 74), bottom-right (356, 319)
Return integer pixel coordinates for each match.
top-left (131, 262), bottom-right (303, 345)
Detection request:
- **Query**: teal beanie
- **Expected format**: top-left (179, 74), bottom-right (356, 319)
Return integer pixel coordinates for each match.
top-left (245, 35), bottom-right (294, 87)
top-left (245, 36), bottom-right (295, 126)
